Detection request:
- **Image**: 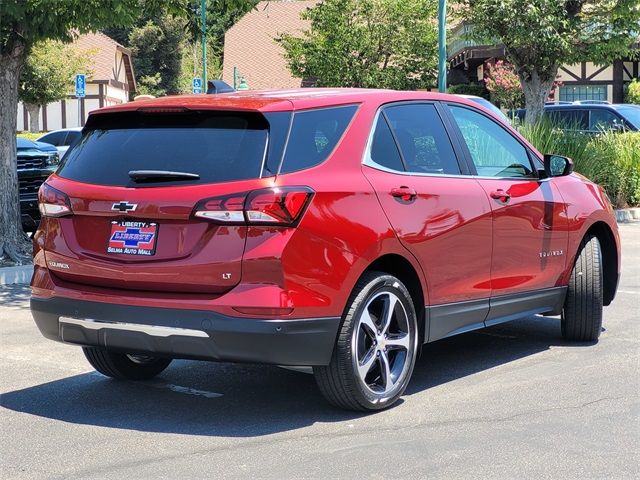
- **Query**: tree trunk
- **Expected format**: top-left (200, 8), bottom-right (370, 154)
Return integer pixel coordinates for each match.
top-left (25, 103), bottom-right (41, 132)
top-left (520, 68), bottom-right (557, 125)
top-left (0, 42), bottom-right (32, 265)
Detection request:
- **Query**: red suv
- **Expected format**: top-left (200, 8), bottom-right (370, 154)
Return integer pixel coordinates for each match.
top-left (31, 89), bottom-right (620, 410)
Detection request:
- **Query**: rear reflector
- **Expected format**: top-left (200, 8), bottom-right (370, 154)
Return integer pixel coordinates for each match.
top-left (193, 187), bottom-right (314, 226)
top-left (232, 306), bottom-right (294, 316)
top-left (38, 183), bottom-right (72, 217)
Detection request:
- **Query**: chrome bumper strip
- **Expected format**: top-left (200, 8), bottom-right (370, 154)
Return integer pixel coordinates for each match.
top-left (59, 317), bottom-right (209, 338)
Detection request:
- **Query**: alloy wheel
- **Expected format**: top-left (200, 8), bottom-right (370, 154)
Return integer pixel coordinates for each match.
top-left (352, 290), bottom-right (413, 396)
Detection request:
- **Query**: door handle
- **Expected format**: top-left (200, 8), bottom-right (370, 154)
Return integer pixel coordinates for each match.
top-left (390, 186), bottom-right (417, 202)
top-left (489, 189), bottom-right (511, 203)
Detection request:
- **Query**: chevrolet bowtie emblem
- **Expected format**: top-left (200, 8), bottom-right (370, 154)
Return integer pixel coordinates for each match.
top-left (111, 201), bottom-right (137, 213)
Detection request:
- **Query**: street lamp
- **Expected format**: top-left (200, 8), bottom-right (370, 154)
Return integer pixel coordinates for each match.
top-left (438, 0), bottom-right (447, 93)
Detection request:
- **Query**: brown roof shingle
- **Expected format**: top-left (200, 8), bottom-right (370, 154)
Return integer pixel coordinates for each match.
top-left (72, 32), bottom-right (135, 90)
top-left (223, 1), bottom-right (318, 90)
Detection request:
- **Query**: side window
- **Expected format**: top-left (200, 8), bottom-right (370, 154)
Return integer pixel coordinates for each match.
top-left (64, 131), bottom-right (82, 146)
top-left (38, 131), bottom-right (64, 146)
top-left (547, 109), bottom-right (588, 130)
top-left (280, 105), bottom-right (357, 174)
top-left (589, 109), bottom-right (621, 131)
top-left (384, 104), bottom-right (461, 175)
top-left (449, 105), bottom-right (535, 178)
top-left (369, 115), bottom-right (404, 171)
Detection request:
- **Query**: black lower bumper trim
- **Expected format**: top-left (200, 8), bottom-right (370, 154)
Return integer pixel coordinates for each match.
top-left (30, 296), bottom-right (340, 366)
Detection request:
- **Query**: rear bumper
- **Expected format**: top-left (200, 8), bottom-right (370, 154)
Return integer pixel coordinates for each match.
top-left (30, 296), bottom-right (340, 366)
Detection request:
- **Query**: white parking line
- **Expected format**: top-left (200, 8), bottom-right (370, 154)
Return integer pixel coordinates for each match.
top-left (617, 290), bottom-right (639, 295)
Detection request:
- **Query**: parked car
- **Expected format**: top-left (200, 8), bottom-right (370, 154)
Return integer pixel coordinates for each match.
top-left (37, 127), bottom-right (83, 157)
top-left (514, 103), bottom-right (640, 132)
top-left (16, 137), bottom-right (59, 231)
top-left (456, 94), bottom-right (511, 124)
top-left (31, 89), bottom-right (620, 411)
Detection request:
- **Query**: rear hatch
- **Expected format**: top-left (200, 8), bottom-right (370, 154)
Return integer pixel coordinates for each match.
top-left (43, 108), bottom-right (279, 293)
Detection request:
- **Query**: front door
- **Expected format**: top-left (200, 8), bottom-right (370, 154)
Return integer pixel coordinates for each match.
top-left (362, 102), bottom-right (493, 340)
top-left (445, 104), bottom-right (569, 310)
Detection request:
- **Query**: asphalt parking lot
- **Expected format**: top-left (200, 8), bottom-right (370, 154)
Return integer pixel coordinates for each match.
top-left (1, 223), bottom-right (639, 480)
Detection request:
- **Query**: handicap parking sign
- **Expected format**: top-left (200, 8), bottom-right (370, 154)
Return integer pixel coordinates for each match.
top-left (193, 78), bottom-right (203, 94)
top-left (75, 74), bottom-right (86, 98)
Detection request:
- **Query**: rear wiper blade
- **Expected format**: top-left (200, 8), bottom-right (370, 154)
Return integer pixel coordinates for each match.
top-left (128, 170), bottom-right (200, 182)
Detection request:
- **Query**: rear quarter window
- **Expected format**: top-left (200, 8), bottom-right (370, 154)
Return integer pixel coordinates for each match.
top-left (279, 105), bottom-right (357, 174)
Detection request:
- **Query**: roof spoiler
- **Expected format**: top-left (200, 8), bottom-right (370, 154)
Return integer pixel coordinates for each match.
top-left (207, 80), bottom-right (235, 94)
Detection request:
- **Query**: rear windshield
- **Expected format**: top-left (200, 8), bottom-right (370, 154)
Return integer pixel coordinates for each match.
top-left (58, 110), bottom-right (269, 187)
top-left (58, 105), bottom-right (358, 187)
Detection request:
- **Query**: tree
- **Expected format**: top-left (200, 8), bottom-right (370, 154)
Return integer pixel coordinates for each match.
top-left (19, 40), bottom-right (92, 132)
top-left (278, 0), bottom-right (439, 89)
top-left (463, 0), bottom-right (640, 124)
top-left (129, 16), bottom-right (186, 96)
top-left (483, 60), bottom-right (524, 111)
top-left (0, 0), bottom-right (184, 265)
top-left (104, 1), bottom-right (256, 95)
top-left (626, 78), bottom-right (640, 104)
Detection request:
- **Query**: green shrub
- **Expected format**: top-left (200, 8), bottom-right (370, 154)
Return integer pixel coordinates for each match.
top-left (586, 132), bottom-right (640, 207)
top-left (518, 121), bottom-right (640, 208)
top-left (626, 78), bottom-right (640, 104)
top-left (17, 131), bottom-right (46, 141)
top-left (447, 83), bottom-right (489, 99)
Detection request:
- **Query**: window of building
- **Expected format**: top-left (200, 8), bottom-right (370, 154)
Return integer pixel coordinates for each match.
top-left (558, 85), bottom-right (607, 102)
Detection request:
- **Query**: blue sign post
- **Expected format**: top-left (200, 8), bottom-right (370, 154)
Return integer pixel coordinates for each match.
top-left (75, 74), bottom-right (86, 127)
top-left (192, 78), bottom-right (203, 94)
top-left (75, 74), bottom-right (86, 98)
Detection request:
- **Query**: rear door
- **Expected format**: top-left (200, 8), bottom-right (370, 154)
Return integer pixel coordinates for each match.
top-left (44, 109), bottom-right (274, 294)
top-left (362, 102), bottom-right (493, 340)
top-left (445, 103), bottom-right (568, 305)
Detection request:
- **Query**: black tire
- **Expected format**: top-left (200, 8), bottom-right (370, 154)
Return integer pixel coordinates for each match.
top-left (314, 271), bottom-right (419, 411)
top-left (83, 347), bottom-right (172, 380)
top-left (561, 234), bottom-right (603, 342)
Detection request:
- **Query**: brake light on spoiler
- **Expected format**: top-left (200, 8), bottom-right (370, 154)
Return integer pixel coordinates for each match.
top-left (194, 187), bottom-right (314, 227)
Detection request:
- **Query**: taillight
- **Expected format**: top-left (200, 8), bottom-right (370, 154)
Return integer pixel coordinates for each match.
top-left (245, 187), bottom-right (313, 225)
top-left (193, 187), bottom-right (314, 226)
top-left (38, 183), bottom-right (72, 217)
top-left (193, 193), bottom-right (246, 223)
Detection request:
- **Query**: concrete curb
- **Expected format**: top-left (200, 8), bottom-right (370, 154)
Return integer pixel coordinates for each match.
top-left (0, 265), bottom-right (33, 286)
top-left (615, 208), bottom-right (640, 223)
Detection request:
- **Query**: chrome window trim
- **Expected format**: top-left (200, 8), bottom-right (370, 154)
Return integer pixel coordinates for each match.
top-left (362, 105), bottom-right (547, 182)
top-left (362, 103), bottom-right (467, 178)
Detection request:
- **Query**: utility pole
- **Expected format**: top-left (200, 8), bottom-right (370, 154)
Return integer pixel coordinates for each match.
top-left (201, 0), bottom-right (207, 86)
top-left (438, 0), bottom-right (447, 93)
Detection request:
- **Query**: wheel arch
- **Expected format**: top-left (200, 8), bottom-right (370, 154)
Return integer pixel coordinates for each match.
top-left (585, 221), bottom-right (619, 306)
top-left (362, 254), bottom-right (427, 343)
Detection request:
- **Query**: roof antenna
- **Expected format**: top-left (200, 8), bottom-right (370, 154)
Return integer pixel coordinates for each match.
top-left (206, 80), bottom-right (235, 94)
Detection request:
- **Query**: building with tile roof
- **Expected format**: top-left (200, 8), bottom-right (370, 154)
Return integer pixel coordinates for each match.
top-left (222, 0), bottom-right (317, 90)
top-left (18, 32), bottom-right (136, 131)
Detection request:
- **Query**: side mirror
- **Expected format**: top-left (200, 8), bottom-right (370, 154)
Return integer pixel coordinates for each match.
top-left (544, 154), bottom-right (574, 177)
